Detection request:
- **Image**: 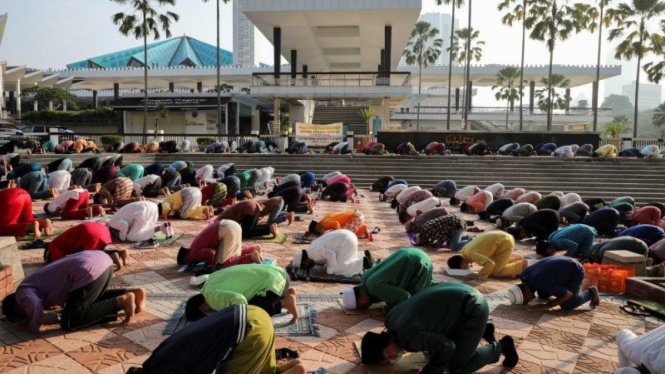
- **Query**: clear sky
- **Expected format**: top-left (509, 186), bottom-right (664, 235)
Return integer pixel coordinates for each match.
top-left (0, 0), bottom-right (662, 104)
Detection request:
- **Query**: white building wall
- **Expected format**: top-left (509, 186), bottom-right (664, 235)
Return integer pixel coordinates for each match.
top-left (233, 0), bottom-right (255, 67)
top-left (603, 46), bottom-right (636, 99)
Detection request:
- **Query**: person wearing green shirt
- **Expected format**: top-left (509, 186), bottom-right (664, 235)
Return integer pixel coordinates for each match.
top-left (534, 194), bottom-right (561, 211)
top-left (360, 282), bottom-right (519, 373)
top-left (116, 164), bottom-right (144, 182)
top-left (185, 264), bottom-right (298, 324)
top-left (341, 248), bottom-right (433, 312)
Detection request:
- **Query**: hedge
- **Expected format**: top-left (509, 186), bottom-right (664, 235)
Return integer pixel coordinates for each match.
top-left (101, 135), bottom-right (124, 145)
top-left (197, 137), bottom-right (217, 145)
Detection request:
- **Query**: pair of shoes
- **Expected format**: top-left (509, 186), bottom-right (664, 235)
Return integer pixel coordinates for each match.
top-left (134, 238), bottom-right (158, 249)
top-left (189, 274), bottom-right (209, 286)
top-left (363, 250), bottom-right (374, 270)
top-left (194, 266), bottom-right (215, 277)
top-left (371, 227), bottom-right (381, 235)
top-left (468, 227), bottom-right (484, 233)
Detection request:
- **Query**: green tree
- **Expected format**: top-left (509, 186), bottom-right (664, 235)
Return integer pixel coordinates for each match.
top-left (578, 99), bottom-right (589, 108)
top-left (653, 102), bottom-right (665, 130)
top-left (602, 114), bottom-right (631, 138)
top-left (492, 66), bottom-right (524, 129)
top-left (448, 27), bottom-right (484, 129)
top-left (358, 108), bottom-right (376, 126)
top-left (498, 0), bottom-right (529, 131)
top-left (535, 74), bottom-right (571, 112)
top-left (435, 0), bottom-right (465, 130)
top-left (403, 21), bottom-right (443, 130)
top-left (111, 0), bottom-right (179, 144)
top-left (607, 0), bottom-right (665, 138)
top-left (21, 87), bottom-right (78, 110)
top-left (202, 0), bottom-right (230, 135)
top-left (601, 94), bottom-right (634, 114)
top-left (154, 102), bottom-right (169, 135)
top-left (525, 0), bottom-right (591, 130)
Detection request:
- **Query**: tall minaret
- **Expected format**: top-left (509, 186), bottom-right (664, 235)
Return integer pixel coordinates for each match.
top-left (0, 14), bottom-right (7, 118)
top-left (233, 0), bottom-right (255, 67)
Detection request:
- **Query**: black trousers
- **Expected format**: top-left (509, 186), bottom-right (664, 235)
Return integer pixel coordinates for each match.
top-left (240, 214), bottom-right (272, 238)
top-left (248, 278), bottom-right (289, 316)
top-left (60, 266), bottom-right (125, 331)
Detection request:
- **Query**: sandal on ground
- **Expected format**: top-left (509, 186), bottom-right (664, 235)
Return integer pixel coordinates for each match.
top-left (371, 227), bottom-right (381, 235)
top-left (293, 239), bottom-right (312, 245)
top-left (275, 348), bottom-right (300, 360)
top-left (467, 227), bottom-right (484, 233)
top-left (134, 238), bottom-right (159, 249)
top-left (294, 216), bottom-right (303, 222)
top-left (465, 220), bottom-right (475, 226)
top-left (621, 304), bottom-right (650, 316)
top-left (22, 239), bottom-right (47, 250)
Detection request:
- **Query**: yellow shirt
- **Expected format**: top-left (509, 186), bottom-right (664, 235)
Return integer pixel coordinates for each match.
top-left (216, 305), bottom-right (277, 374)
top-left (461, 231), bottom-right (515, 280)
top-left (162, 191), bottom-right (184, 217)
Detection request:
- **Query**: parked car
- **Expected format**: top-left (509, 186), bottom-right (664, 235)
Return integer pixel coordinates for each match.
top-left (20, 125), bottom-right (75, 142)
top-left (0, 120), bottom-right (24, 145)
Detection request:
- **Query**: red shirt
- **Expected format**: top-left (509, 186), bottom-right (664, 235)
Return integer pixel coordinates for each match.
top-left (630, 206), bottom-right (662, 226)
top-left (48, 222), bottom-right (112, 262)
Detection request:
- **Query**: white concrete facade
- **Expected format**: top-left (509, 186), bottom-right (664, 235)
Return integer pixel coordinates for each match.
top-left (622, 81), bottom-right (663, 111)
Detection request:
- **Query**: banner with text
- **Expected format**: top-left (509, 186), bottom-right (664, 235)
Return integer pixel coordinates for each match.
top-left (295, 122), bottom-right (344, 147)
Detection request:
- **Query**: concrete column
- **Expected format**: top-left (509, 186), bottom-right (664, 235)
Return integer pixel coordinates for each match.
top-left (273, 98), bottom-right (281, 133)
top-left (274, 27), bottom-right (282, 83)
top-left (92, 90), bottom-right (98, 109)
top-left (169, 82), bottom-right (175, 93)
top-left (529, 81), bottom-right (535, 113)
top-left (33, 100), bottom-right (38, 111)
top-left (63, 101), bottom-right (67, 112)
top-left (455, 88), bottom-right (460, 111)
top-left (48, 101), bottom-right (53, 110)
top-left (565, 88), bottom-right (571, 112)
top-left (8, 91), bottom-right (14, 115)
top-left (380, 49), bottom-right (385, 78)
top-left (113, 83), bottom-right (120, 101)
top-left (197, 82), bottom-right (202, 93)
top-left (384, 26), bottom-right (392, 80)
top-left (15, 79), bottom-right (21, 120)
top-left (290, 50), bottom-right (297, 86)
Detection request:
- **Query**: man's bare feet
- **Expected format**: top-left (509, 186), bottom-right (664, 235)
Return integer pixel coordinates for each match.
top-left (244, 190), bottom-right (253, 199)
top-left (287, 211), bottom-right (295, 225)
top-left (250, 250), bottom-right (264, 264)
top-left (43, 219), bottom-right (54, 235)
top-left (269, 223), bottom-right (279, 239)
top-left (30, 221), bottom-right (41, 239)
top-left (110, 252), bottom-right (123, 271)
top-left (281, 292), bottom-right (299, 324)
top-left (307, 202), bottom-right (314, 214)
top-left (116, 292), bottom-right (136, 325)
top-left (95, 205), bottom-right (106, 217)
top-left (589, 286), bottom-right (600, 309)
top-left (646, 258), bottom-right (654, 266)
top-left (128, 288), bottom-right (146, 313)
top-left (119, 249), bottom-right (130, 267)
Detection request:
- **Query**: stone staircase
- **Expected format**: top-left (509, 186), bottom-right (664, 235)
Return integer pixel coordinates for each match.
top-left (29, 153), bottom-right (665, 204)
top-left (311, 106), bottom-right (368, 134)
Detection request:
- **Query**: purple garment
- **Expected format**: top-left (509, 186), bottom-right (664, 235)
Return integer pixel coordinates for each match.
top-left (93, 165), bottom-right (118, 184)
top-left (15, 251), bottom-right (113, 333)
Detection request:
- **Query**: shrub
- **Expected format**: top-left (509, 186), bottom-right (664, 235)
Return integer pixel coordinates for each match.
top-left (101, 135), bottom-right (124, 145)
top-left (197, 137), bottom-right (217, 146)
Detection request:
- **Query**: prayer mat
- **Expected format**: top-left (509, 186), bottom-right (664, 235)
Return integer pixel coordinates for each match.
top-left (286, 263), bottom-right (362, 284)
top-left (628, 299), bottom-right (665, 319)
top-left (251, 232), bottom-right (288, 244)
top-left (19, 230), bottom-right (64, 241)
top-left (353, 341), bottom-right (427, 373)
top-left (164, 302), bottom-right (320, 337)
top-left (273, 303), bottom-right (319, 337)
top-left (32, 213), bottom-right (60, 221)
top-left (134, 233), bottom-right (184, 248)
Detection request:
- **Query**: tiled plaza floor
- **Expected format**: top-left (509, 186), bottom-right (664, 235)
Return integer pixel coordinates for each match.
top-left (1, 188), bottom-right (663, 373)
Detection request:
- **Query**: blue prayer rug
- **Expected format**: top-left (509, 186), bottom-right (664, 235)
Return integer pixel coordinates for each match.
top-left (163, 302), bottom-right (319, 337)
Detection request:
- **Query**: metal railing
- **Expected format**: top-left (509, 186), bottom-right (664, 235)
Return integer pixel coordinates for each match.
top-left (397, 106), bottom-right (614, 117)
top-left (252, 71), bottom-right (411, 88)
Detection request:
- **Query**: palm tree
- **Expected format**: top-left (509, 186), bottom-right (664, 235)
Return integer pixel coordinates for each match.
top-left (435, 0), bottom-right (465, 130)
top-left (608, 0), bottom-right (665, 138)
top-left (202, 0), bottom-right (230, 135)
top-left (111, 0), bottom-right (179, 144)
top-left (587, 0), bottom-right (616, 132)
top-left (525, 0), bottom-right (591, 131)
top-left (535, 74), bottom-right (571, 114)
top-left (653, 102), bottom-right (665, 129)
top-left (492, 66), bottom-right (524, 129)
top-left (498, 0), bottom-right (529, 131)
top-left (449, 27), bottom-right (484, 128)
top-left (403, 21), bottom-right (444, 130)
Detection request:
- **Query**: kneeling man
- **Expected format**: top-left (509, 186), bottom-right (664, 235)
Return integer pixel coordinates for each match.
top-left (448, 231), bottom-right (527, 280)
top-left (292, 229), bottom-right (372, 277)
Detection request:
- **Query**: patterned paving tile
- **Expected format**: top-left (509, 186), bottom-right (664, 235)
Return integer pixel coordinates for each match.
top-left (526, 325), bottom-right (585, 354)
top-left (65, 335), bottom-right (150, 373)
top-left (580, 337), bottom-right (619, 363)
top-left (46, 328), bottom-right (117, 352)
top-left (312, 332), bottom-right (363, 364)
top-left (0, 339), bottom-right (63, 373)
top-left (122, 322), bottom-right (168, 351)
top-left (298, 348), bottom-right (356, 374)
top-left (537, 314), bottom-right (593, 337)
top-left (316, 307), bottom-right (371, 333)
top-left (518, 340), bottom-right (579, 373)
top-left (2, 354), bottom-right (92, 374)
top-left (573, 353), bottom-right (618, 374)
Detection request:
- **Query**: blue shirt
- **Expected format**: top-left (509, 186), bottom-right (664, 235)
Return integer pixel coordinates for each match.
top-left (618, 225), bottom-right (665, 246)
top-left (520, 256), bottom-right (583, 298)
top-left (548, 224), bottom-right (597, 256)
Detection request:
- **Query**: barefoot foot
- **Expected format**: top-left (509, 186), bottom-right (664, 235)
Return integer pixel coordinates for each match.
top-left (116, 292), bottom-right (136, 325)
top-left (129, 288), bottom-right (146, 313)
